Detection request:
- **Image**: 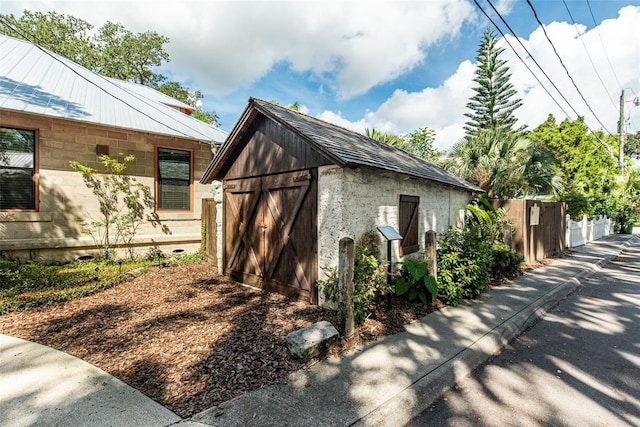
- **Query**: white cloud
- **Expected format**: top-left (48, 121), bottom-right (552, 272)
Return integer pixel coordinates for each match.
top-left (494, 0), bottom-right (516, 16)
top-left (315, 61), bottom-right (476, 151)
top-left (511, 5), bottom-right (640, 135)
top-left (318, 5), bottom-right (640, 152)
top-left (3, 0), bottom-right (475, 99)
top-left (4, 1), bottom-right (638, 147)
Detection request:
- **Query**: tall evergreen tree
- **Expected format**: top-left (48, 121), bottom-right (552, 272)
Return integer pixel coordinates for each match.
top-left (464, 28), bottom-right (523, 139)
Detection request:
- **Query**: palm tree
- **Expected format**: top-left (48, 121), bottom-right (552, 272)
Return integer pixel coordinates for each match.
top-left (448, 128), bottom-right (562, 199)
top-left (364, 128), bottom-right (404, 147)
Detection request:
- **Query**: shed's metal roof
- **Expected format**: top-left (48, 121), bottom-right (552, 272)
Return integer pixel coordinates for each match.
top-left (202, 97), bottom-right (481, 193)
top-left (0, 34), bottom-right (227, 143)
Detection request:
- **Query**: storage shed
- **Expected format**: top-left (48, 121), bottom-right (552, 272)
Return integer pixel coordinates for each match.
top-left (200, 98), bottom-right (481, 304)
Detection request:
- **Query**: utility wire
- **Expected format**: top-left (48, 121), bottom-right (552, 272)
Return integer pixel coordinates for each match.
top-left (471, 0), bottom-right (575, 120)
top-left (479, 0), bottom-right (580, 119)
top-left (526, 0), bottom-right (612, 134)
top-left (562, 0), bottom-right (617, 110)
top-left (0, 16), bottom-right (218, 142)
top-left (586, 0), bottom-right (623, 90)
top-left (476, 0), bottom-right (617, 160)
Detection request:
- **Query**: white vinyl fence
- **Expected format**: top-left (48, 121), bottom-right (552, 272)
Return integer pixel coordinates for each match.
top-left (565, 214), bottom-right (614, 248)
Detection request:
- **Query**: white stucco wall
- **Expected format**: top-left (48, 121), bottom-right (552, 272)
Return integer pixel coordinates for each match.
top-left (211, 180), bottom-right (225, 273)
top-left (317, 165), bottom-right (472, 283)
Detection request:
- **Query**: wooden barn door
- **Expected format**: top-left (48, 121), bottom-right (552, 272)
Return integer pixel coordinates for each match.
top-left (224, 170), bottom-right (317, 302)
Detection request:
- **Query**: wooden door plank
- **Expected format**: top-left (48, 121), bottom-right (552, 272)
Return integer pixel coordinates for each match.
top-left (263, 179), bottom-right (310, 288)
top-left (224, 179), bottom-right (263, 277)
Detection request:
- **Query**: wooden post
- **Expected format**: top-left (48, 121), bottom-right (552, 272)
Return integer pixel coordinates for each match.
top-left (424, 231), bottom-right (437, 307)
top-left (504, 223), bottom-right (513, 249)
top-left (338, 237), bottom-right (355, 337)
top-left (202, 198), bottom-right (217, 263)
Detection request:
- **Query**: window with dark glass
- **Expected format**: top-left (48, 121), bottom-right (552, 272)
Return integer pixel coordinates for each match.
top-left (157, 147), bottom-right (192, 211)
top-left (399, 195), bottom-right (419, 255)
top-left (0, 127), bottom-right (36, 210)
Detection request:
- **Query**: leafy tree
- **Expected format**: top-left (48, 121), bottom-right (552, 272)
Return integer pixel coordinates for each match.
top-left (626, 131), bottom-right (640, 160)
top-left (0, 10), bottom-right (95, 66)
top-left (402, 127), bottom-right (442, 162)
top-left (93, 21), bottom-right (169, 87)
top-left (190, 109), bottom-right (220, 127)
top-left (1, 10), bottom-right (219, 125)
top-left (365, 127), bottom-right (443, 163)
top-left (157, 81), bottom-right (220, 126)
top-left (464, 28), bottom-right (523, 140)
top-left (288, 101), bottom-right (301, 111)
top-left (527, 114), bottom-right (635, 225)
top-left (157, 81), bottom-right (195, 106)
top-left (528, 115), bottom-right (617, 196)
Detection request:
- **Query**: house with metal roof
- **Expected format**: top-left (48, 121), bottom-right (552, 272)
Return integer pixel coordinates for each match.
top-left (0, 33), bottom-right (228, 261)
top-left (200, 97), bottom-right (481, 304)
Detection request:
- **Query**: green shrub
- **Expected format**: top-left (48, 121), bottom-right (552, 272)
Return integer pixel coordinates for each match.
top-left (490, 243), bottom-right (524, 279)
top-left (436, 226), bottom-right (493, 306)
top-left (394, 258), bottom-right (437, 305)
top-left (318, 245), bottom-right (387, 324)
top-left (591, 195), bottom-right (636, 233)
top-left (435, 224), bottom-right (523, 307)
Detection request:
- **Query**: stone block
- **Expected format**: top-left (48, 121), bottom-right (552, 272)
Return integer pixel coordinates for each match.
top-left (286, 320), bottom-right (339, 361)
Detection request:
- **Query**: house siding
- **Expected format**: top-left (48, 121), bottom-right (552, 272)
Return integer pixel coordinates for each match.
top-left (0, 110), bottom-right (214, 261)
top-left (316, 165), bottom-right (470, 290)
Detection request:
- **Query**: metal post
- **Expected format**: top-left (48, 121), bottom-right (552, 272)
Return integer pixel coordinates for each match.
top-left (376, 226), bottom-right (403, 311)
top-left (619, 89), bottom-right (625, 174)
top-left (386, 239), bottom-right (392, 310)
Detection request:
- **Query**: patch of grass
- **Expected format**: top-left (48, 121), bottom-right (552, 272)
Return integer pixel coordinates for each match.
top-left (0, 259), bottom-right (153, 314)
top-left (176, 250), bottom-right (208, 263)
top-left (0, 250), bottom-right (211, 315)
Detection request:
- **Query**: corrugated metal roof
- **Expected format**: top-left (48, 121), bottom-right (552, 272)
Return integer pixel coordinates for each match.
top-left (0, 34), bottom-right (227, 143)
top-left (201, 97), bottom-right (481, 193)
top-left (107, 78), bottom-right (194, 112)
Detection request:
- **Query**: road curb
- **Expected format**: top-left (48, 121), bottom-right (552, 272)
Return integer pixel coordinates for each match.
top-left (354, 237), bottom-right (636, 427)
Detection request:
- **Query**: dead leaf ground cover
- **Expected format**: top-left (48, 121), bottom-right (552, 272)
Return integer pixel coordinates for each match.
top-left (0, 261), bottom-right (441, 417)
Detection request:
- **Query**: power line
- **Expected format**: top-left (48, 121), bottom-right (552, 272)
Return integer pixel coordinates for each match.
top-left (562, 0), bottom-right (617, 110)
top-left (478, 0), bottom-right (581, 120)
top-left (0, 16), bottom-right (216, 142)
top-left (586, 0), bottom-right (623, 90)
top-left (526, 0), bottom-right (612, 134)
top-left (475, 0), bottom-right (617, 160)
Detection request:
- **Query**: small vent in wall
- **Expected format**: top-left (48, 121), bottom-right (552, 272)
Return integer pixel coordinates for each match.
top-left (96, 145), bottom-right (109, 155)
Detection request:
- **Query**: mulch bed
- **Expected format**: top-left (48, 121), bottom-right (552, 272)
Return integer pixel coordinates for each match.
top-left (0, 261), bottom-right (441, 417)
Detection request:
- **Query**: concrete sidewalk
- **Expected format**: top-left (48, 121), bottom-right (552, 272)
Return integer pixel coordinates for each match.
top-left (188, 234), bottom-right (638, 427)
top-left (0, 234), bottom-right (636, 427)
top-left (0, 334), bottom-right (186, 427)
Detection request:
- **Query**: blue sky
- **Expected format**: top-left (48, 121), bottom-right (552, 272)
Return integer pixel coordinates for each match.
top-left (4, 1), bottom-right (640, 150)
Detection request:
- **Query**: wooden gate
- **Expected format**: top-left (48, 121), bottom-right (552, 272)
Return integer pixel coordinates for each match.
top-left (223, 170), bottom-right (317, 302)
top-left (492, 199), bottom-right (566, 263)
top-left (202, 198), bottom-right (217, 262)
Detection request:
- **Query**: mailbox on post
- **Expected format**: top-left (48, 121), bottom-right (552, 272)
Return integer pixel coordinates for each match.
top-left (377, 226), bottom-right (403, 309)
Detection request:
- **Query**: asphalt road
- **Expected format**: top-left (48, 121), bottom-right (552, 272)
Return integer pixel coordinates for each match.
top-left (407, 238), bottom-right (640, 427)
